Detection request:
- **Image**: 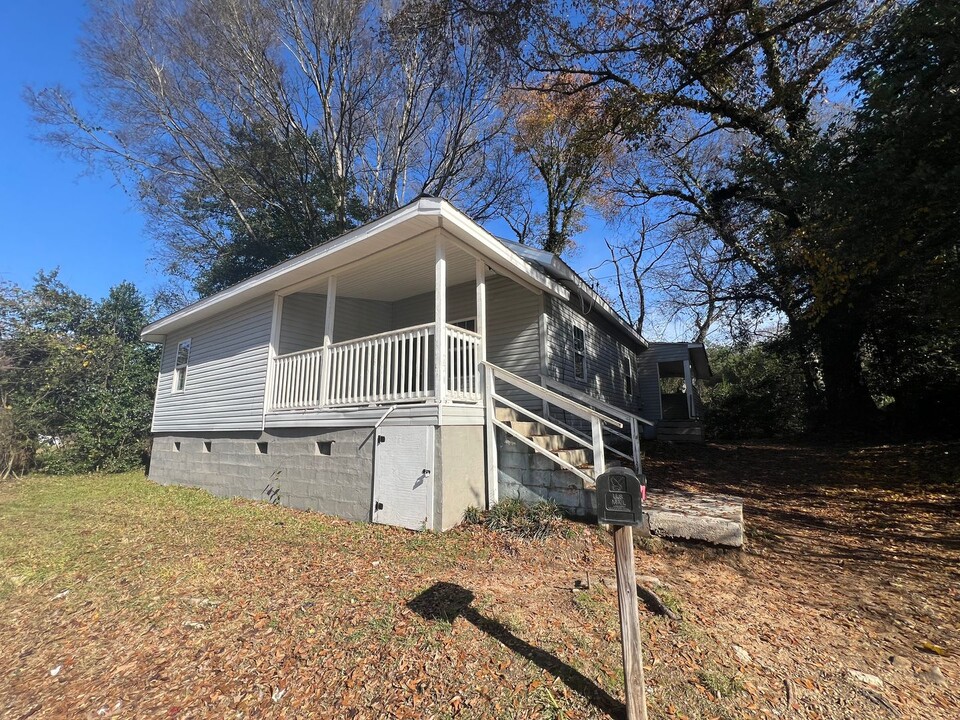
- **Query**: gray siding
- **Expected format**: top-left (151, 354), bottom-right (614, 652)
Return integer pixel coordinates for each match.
top-left (392, 281), bottom-right (477, 328)
top-left (279, 293), bottom-right (326, 354)
top-left (486, 275), bottom-right (543, 412)
top-left (153, 296), bottom-right (274, 432)
top-left (633, 343), bottom-right (696, 426)
top-left (544, 294), bottom-right (643, 415)
top-left (333, 297), bottom-right (392, 342)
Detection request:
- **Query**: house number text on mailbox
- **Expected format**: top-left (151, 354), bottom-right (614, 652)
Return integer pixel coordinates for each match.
top-left (596, 467), bottom-right (645, 526)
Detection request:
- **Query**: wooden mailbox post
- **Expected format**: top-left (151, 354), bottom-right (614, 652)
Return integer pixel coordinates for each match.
top-left (596, 467), bottom-right (649, 720)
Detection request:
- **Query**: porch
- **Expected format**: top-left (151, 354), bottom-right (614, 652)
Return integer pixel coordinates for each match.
top-left (265, 233), bottom-right (489, 417)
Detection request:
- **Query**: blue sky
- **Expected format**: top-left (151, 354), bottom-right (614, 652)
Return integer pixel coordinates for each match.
top-left (0, 2), bottom-right (617, 309)
top-left (0, 3), bottom-right (154, 300)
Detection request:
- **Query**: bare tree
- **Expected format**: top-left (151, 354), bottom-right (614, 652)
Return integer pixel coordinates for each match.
top-left (27, 0), bottom-right (519, 294)
top-left (505, 77), bottom-right (613, 254)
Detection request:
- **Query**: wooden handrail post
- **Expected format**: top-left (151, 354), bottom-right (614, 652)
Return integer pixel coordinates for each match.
top-left (484, 363), bottom-right (498, 508)
top-left (630, 417), bottom-right (642, 473)
top-left (590, 415), bottom-right (606, 476)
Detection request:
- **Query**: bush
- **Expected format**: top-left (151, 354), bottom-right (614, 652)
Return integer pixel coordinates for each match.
top-left (701, 341), bottom-right (809, 440)
top-left (462, 498), bottom-right (564, 539)
top-left (0, 273), bottom-right (159, 475)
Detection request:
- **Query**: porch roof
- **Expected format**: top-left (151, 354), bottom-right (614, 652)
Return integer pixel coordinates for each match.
top-left (141, 197), bottom-right (570, 343)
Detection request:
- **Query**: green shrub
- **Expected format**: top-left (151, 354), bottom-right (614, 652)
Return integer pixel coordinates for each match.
top-left (462, 498), bottom-right (564, 539)
top-left (701, 341), bottom-right (809, 440)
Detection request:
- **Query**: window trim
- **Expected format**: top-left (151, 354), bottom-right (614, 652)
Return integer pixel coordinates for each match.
top-left (449, 316), bottom-right (477, 332)
top-left (172, 338), bottom-right (191, 393)
top-left (624, 354), bottom-right (634, 397)
top-left (572, 324), bottom-right (586, 382)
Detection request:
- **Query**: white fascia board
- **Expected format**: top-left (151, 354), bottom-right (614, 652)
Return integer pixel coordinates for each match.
top-left (141, 199), bottom-right (441, 342)
top-left (688, 343), bottom-right (713, 378)
top-left (140, 196), bottom-right (569, 343)
top-left (437, 203), bottom-right (570, 301)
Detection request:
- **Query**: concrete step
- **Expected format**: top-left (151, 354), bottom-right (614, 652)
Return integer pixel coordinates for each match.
top-left (529, 434), bottom-right (571, 452)
top-left (505, 420), bottom-right (549, 436)
top-left (657, 433), bottom-right (704, 445)
top-left (557, 448), bottom-right (591, 467)
top-left (495, 406), bottom-right (521, 423)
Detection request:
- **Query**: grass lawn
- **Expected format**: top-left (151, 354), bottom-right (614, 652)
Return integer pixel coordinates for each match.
top-left (1, 442), bottom-right (958, 719)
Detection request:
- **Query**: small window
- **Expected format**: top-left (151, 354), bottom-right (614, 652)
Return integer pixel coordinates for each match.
top-left (316, 441), bottom-right (333, 456)
top-left (450, 318), bottom-right (477, 332)
top-left (203, 441), bottom-right (212, 453)
top-left (256, 441), bottom-right (269, 455)
top-left (173, 441), bottom-right (181, 452)
top-left (624, 356), bottom-right (634, 397)
top-left (173, 339), bottom-right (191, 393)
top-left (572, 325), bottom-right (586, 381)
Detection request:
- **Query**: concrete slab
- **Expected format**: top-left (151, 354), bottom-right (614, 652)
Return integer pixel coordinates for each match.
top-left (643, 489), bottom-right (744, 547)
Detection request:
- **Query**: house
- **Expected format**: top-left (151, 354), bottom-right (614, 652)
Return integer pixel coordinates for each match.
top-left (142, 197), bottom-right (711, 531)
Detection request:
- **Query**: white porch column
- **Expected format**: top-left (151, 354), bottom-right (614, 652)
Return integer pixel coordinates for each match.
top-left (475, 259), bottom-right (487, 362)
top-left (319, 275), bottom-right (337, 406)
top-left (262, 293), bottom-right (283, 425)
top-left (435, 238), bottom-right (447, 404)
top-left (683, 358), bottom-right (694, 419)
top-left (477, 259), bottom-right (498, 508)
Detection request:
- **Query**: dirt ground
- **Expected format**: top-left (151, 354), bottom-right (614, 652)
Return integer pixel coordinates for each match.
top-left (644, 441), bottom-right (960, 719)
top-left (0, 441), bottom-right (957, 719)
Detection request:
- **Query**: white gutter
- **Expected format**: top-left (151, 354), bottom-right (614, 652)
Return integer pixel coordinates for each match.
top-left (141, 197), bottom-right (568, 343)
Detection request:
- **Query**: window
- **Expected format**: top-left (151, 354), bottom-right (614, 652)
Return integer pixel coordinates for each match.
top-left (173, 441), bottom-right (181, 452)
top-left (173, 339), bottom-right (191, 392)
top-left (256, 441), bottom-right (269, 455)
top-left (203, 441), bottom-right (212, 453)
top-left (450, 317), bottom-right (477, 332)
top-left (624, 356), bottom-right (634, 397)
top-left (316, 441), bottom-right (333, 456)
top-left (572, 325), bottom-right (586, 381)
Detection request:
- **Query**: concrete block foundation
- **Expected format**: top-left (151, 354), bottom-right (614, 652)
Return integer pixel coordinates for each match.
top-left (149, 428), bottom-right (377, 522)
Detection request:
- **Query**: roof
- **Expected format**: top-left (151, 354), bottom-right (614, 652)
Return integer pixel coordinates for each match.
top-left (141, 197), bottom-right (646, 348)
top-left (650, 342), bottom-right (713, 379)
top-left (142, 197), bottom-right (569, 342)
top-left (498, 239), bottom-right (647, 349)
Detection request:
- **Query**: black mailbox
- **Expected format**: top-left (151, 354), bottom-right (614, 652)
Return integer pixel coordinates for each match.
top-left (596, 467), bottom-right (646, 526)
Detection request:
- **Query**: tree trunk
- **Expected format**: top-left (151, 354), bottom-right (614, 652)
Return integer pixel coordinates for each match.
top-left (817, 308), bottom-right (879, 431)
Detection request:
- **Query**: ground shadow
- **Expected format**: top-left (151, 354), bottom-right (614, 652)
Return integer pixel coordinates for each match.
top-left (408, 582), bottom-right (624, 718)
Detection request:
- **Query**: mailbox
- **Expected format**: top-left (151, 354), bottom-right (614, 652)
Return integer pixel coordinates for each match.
top-left (596, 467), bottom-right (646, 526)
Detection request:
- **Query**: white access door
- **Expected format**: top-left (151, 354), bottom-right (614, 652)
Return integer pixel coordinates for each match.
top-left (372, 425), bottom-right (434, 530)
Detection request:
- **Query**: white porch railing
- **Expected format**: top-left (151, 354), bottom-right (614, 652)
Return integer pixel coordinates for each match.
top-left (327, 323), bottom-right (434, 406)
top-left (269, 322), bottom-right (482, 411)
top-left (272, 346), bottom-right (323, 410)
top-left (446, 325), bottom-right (481, 401)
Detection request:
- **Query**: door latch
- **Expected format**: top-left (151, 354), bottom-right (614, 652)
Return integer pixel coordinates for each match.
top-left (375, 501), bottom-right (384, 511)
top-left (377, 435), bottom-right (386, 444)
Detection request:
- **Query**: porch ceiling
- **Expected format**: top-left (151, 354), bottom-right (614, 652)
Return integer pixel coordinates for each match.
top-left (296, 235), bottom-right (484, 301)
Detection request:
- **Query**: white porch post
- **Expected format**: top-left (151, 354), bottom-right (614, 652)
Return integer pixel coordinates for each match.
top-left (477, 259), bottom-right (498, 508)
top-left (475, 259), bottom-right (487, 363)
top-left (319, 275), bottom-right (337, 406)
top-left (262, 293), bottom-right (283, 425)
top-left (683, 358), bottom-right (694, 419)
top-left (435, 238), bottom-right (447, 404)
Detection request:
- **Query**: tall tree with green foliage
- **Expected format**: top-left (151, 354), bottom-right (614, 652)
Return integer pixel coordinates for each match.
top-left (0, 273), bottom-right (159, 475)
top-left (817, 0), bottom-right (960, 432)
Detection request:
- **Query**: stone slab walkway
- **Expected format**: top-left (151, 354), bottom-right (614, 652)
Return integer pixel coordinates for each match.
top-left (643, 489), bottom-right (744, 547)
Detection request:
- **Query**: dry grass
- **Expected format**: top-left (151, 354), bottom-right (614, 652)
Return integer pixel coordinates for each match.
top-left (0, 442), bottom-right (957, 719)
